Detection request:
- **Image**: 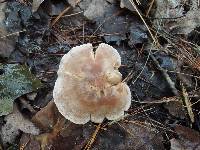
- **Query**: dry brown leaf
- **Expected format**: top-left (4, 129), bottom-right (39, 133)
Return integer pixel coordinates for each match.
top-left (32, 101), bottom-right (62, 131)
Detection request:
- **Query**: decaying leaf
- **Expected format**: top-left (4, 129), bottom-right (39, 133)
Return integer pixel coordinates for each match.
top-left (0, 29), bottom-right (17, 58)
top-left (0, 3), bottom-right (6, 30)
top-left (83, 0), bottom-right (107, 20)
top-left (120, 0), bottom-right (135, 11)
top-left (0, 3), bottom-right (17, 58)
top-left (20, 133), bottom-right (40, 150)
top-left (21, 100), bottom-right (165, 149)
top-left (0, 64), bottom-right (42, 116)
top-left (154, 0), bottom-right (200, 34)
top-left (0, 103), bottom-right (40, 145)
top-left (32, 101), bottom-right (62, 131)
top-left (22, 101), bottom-right (87, 150)
top-left (164, 97), bottom-right (186, 119)
top-left (32, 0), bottom-right (45, 12)
top-left (170, 125), bottom-right (200, 150)
top-left (93, 122), bottom-right (165, 150)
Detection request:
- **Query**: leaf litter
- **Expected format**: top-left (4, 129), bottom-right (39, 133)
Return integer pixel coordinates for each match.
top-left (0, 103), bottom-right (40, 145)
top-left (0, 64), bottom-right (42, 116)
top-left (0, 0), bottom-right (200, 149)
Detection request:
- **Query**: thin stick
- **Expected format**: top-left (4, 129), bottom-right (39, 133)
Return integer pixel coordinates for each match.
top-left (51, 6), bottom-right (71, 27)
top-left (51, 11), bottom-right (83, 18)
top-left (131, 96), bottom-right (179, 104)
top-left (150, 54), bottom-right (179, 96)
top-left (0, 30), bottom-right (26, 39)
top-left (84, 123), bottom-right (101, 150)
top-left (51, 0), bottom-right (81, 27)
top-left (82, 21), bottom-right (85, 43)
top-left (146, 0), bottom-right (155, 17)
top-left (166, 70), bottom-right (200, 79)
top-left (128, 0), bottom-right (159, 46)
top-left (132, 48), bottom-right (151, 85)
top-left (181, 83), bottom-right (195, 123)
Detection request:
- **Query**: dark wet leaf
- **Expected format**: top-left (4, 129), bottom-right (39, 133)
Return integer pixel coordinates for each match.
top-left (77, 0), bottom-right (147, 45)
top-left (164, 100), bottom-right (186, 119)
top-left (20, 133), bottom-right (41, 150)
top-left (4, 2), bottom-right (30, 31)
top-left (128, 22), bottom-right (148, 47)
top-left (170, 125), bottom-right (200, 150)
top-left (0, 64), bottom-right (42, 116)
top-left (99, 8), bottom-right (146, 45)
top-left (22, 101), bottom-right (165, 150)
top-left (85, 121), bottom-right (165, 150)
top-left (23, 101), bottom-right (86, 149)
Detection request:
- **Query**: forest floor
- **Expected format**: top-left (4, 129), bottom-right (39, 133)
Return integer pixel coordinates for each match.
top-left (0, 0), bottom-right (200, 149)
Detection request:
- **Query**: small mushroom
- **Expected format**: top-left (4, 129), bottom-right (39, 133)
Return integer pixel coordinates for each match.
top-left (53, 43), bottom-right (131, 124)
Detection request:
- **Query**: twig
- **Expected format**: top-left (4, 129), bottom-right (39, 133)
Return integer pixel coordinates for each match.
top-left (149, 16), bottom-right (185, 20)
top-left (51, 6), bottom-right (71, 27)
top-left (122, 70), bottom-right (134, 82)
top-left (84, 123), bottom-right (101, 150)
top-left (105, 106), bottom-right (155, 127)
top-left (51, 0), bottom-right (81, 27)
top-left (136, 0), bottom-right (141, 5)
top-left (128, 0), bottom-right (159, 46)
top-left (181, 83), bottom-right (195, 124)
top-left (132, 48), bottom-right (152, 85)
top-left (150, 54), bottom-right (179, 96)
top-left (166, 70), bottom-right (200, 80)
top-left (0, 30), bottom-right (26, 39)
top-left (19, 138), bottom-right (30, 150)
top-left (145, 0), bottom-right (155, 17)
top-left (191, 99), bottom-right (200, 106)
top-left (51, 11), bottom-right (83, 18)
top-left (131, 96), bottom-right (179, 104)
top-left (82, 21), bottom-right (85, 43)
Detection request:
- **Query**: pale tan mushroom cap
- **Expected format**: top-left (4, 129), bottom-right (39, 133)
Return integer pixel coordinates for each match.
top-left (53, 43), bottom-right (131, 124)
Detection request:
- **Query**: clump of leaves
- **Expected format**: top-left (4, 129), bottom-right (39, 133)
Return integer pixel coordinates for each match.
top-left (0, 64), bottom-right (42, 116)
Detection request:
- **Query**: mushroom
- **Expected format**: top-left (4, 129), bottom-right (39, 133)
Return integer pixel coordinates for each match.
top-left (53, 43), bottom-right (131, 124)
